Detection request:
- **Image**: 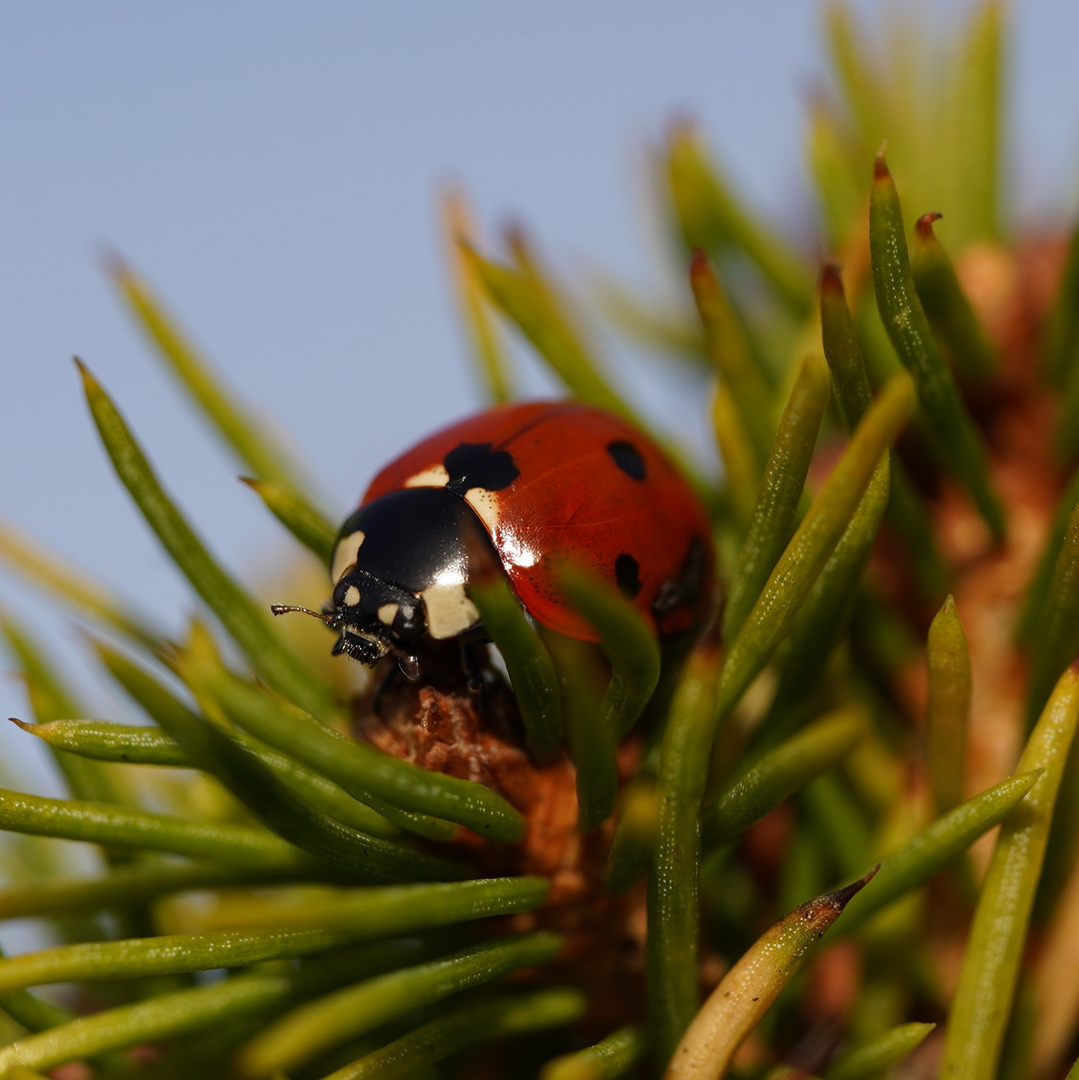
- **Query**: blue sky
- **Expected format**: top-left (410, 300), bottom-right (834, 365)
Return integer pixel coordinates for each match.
top-left (2, 2), bottom-right (1078, 751)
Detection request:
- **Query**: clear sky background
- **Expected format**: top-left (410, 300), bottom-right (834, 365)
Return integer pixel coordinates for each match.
top-left (2, 2), bottom-right (1078, 764)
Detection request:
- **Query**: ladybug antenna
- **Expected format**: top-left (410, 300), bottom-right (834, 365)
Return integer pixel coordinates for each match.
top-left (270, 604), bottom-right (333, 624)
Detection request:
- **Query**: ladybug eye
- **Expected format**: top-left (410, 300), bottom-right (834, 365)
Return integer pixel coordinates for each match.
top-left (394, 603), bottom-right (424, 638)
top-left (333, 581), bottom-right (361, 609)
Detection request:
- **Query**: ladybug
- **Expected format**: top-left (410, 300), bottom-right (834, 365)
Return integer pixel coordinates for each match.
top-left (274, 401), bottom-right (714, 671)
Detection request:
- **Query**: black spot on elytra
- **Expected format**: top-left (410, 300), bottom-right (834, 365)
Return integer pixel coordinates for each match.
top-left (606, 439), bottom-right (646, 481)
top-left (444, 442), bottom-right (519, 495)
top-left (652, 536), bottom-right (708, 618)
top-left (615, 553), bottom-right (642, 599)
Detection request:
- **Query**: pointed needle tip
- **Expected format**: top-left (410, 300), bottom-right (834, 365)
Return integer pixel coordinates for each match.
top-left (873, 144), bottom-right (891, 180)
top-left (830, 863), bottom-right (881, 909)
top-left (666, 113), bottom-right (697, 141)
top-left (98, 245), bottom-right (130, 281)
top-left (437, 182), bottom-right (467, 212)
top-left (820, 263), bottom-right (845, 296)
top-left (501, 219), bottom-right (528, 250)
top-left (915, 212), bottom-right (943, 238)
top-left (72, 356), bottom-right (96, 390)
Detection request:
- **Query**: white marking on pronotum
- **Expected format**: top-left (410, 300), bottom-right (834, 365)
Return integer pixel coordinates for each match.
top-left (465, 487), bottom-right (501, 532)
top-left (343, 585), bottom-right (361, 607)
top-left (331, 530), bottom-right (366, 584)
top-left (421, 582), bottom-right (480, 640)
top-left (377, 602), bottom-right (399, 625)
top-left (404, 464), bottom-right (450, 489)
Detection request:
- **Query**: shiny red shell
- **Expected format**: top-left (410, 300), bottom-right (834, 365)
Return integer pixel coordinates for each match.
top-left (361, 400), bottom-right (715, 643)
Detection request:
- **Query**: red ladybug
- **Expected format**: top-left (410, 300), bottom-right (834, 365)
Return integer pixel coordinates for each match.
top-left (276, 401), bottom-right (714, 669)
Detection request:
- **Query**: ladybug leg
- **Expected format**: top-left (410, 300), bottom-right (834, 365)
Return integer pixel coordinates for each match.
top-left (370, 652), bottom-right (421, 717)
top-left (396, 652), bottom-right (422, 681)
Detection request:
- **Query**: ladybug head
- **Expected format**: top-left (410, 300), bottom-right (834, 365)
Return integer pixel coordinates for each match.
top-left (322, 566), bottom-right (425, 666)
top-left (273, 486), bottom-right (498, 672)
top-left (269, 575), bottom-right (418, 666)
